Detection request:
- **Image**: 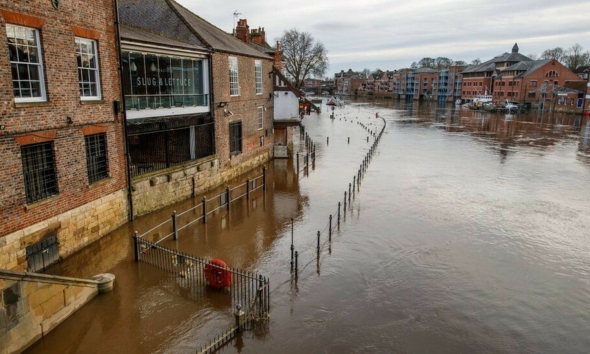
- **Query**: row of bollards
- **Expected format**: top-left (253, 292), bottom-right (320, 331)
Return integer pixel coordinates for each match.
top-left (291, 115), bottom-right (388, 278)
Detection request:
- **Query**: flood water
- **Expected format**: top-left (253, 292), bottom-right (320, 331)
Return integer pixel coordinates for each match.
top-left (28, 99), bottom-right (590, 353)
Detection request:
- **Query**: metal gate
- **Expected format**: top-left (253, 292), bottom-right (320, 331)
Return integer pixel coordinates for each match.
top-left (26, 235), bottom-right (59, 272)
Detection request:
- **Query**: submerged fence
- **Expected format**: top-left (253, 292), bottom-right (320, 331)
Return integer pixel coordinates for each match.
top-left (136, 167), bottom-right (266, 244)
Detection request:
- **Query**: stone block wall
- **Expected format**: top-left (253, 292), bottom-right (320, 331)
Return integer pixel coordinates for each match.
top-left (0, 270), bottom-right (102, 353)
top-left (0, 190), bottom-right (128, 271)
top-left (131, 150), bottom-right (272, 217)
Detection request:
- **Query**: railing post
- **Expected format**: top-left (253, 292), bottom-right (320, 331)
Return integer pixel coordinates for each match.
top-left (263, 166), bottom-right (267, 191)
top-left (353, 175), bottom-right (356, 192)
top-left (317, 231), bottom-right (320, 256)
top-left (202, 196), bottom-right (207, 224)
top-left (295, 251), bottom-right (299, 275)
top-left (172, 211), bottom-right (178, 240)
top-left (226, 186), bottom-right (231, 210)
top-left (338, 202), bottom-right (341, 223)
top-left (348, 183), bottom-right (351, 203)
top-left (296, 152), bottom-right (300, 173)
top-left (344, 191), bottom-right (347, 211)
top-left (327, 136), bottom-right (329, 145)
top-left (133, 231), bottom-right (139, 262)
top-left (367, 136), bottom-right (369, 142)
top-left (258, 275), bottom-right (264, 313)
top-left (235, 305), bottom-right (245, 333)
top-left (329, 215), bottom-right (332, 241)
top-left (246, 178), bottom-right (250, 200)
top-left (290, 218), bottom-right (294, 270)
top-left (348, 137), bottom-right (350, 144)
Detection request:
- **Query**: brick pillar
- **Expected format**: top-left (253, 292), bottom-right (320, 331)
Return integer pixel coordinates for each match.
top-left (236, 19), bottom-right (249, 44)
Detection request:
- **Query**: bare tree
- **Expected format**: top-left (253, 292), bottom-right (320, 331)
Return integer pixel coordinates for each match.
top-left (471, 58), bottom-right (481, 65)
top-left (527, 53), bottom-right (538, 60)
top-left (362, 68), bottom-right (371, 78)
top-left (563, 43), bottom-right (588, 70)
top-left (418, 57), bottom-right (435, 68)
top-left (453, 60), bottom-right (467, 66)
top-left (540, 47), bottom-right (564, 61)
top-left (410, 62), bottom-right (418, 69)
top-left (435, 57), bottom-right (453, 70)
top-left (278, 29), bottom-right (329, 89)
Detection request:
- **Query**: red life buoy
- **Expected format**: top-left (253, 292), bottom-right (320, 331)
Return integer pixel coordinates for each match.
top-left (204, 259), bottom-right (231, 289)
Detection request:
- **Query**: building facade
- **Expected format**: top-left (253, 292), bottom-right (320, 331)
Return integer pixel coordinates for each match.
top-left (0, 0), bottom-right (128, 270)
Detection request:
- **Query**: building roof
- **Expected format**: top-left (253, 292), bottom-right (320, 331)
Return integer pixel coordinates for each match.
top-left (118, 0), bottom-right (271, 60)
top-left (461, 43), bottom-right (531, 74)
top-left (513, 59), bottom-right (552, 78)
top-left (120, 24), bottom-right (208, 52)
top-left (573, 66), bottom-right (590, 74)
top-left (414, 68), bottom-right (437, 73)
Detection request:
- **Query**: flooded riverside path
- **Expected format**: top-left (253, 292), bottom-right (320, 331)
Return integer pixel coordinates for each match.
top-left (27, 99), bottom-right (590, 353)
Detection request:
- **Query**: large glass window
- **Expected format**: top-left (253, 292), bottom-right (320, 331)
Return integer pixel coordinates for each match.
top-left (76, 38), bottom-right (101, 99)
top-left (21, 142), bottom-right (58, 204)
top-left (122, 51), bottom-right (206, 111)
top-left (229, 122), bottom-right (242, 155)
top-left (85, 133), bottom-right (108, 184)
top-left (255, 60), bottom-right (262, 95)
top-left (229, 56), bottom-right (239, 96)
top-left (7, 24), bottom-right (46, 102)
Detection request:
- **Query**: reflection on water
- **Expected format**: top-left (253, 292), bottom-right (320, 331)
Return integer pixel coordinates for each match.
top-left (28, 99), bottom-right (590, 354)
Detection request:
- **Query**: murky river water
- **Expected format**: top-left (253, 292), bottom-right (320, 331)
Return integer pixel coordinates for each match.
top-left (28, 99), bottom-right (590, 353)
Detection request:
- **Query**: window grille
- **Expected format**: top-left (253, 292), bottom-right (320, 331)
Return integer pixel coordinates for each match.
top-left (255, 60), bottom-right (262, 95)
top-left (21, 142), bottom-right (58, 203)
top-left (229, 56), bottom-right (239, 96)
top-left (76, 38), bottom-right (101, 99)
top-left (6, 24), bottom-right (46, 101)
top-left (85, 133), bottom-right (108, 184)
top-left (229, 122), bottom-right (242, 155)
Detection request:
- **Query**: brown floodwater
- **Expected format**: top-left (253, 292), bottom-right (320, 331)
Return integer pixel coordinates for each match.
top-left (27, 99), bottom-right (590, 353)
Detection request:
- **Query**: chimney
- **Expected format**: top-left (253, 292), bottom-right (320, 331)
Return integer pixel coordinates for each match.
top-left (236, 19), bottom-right (249, 44)
top-left (251, 26), bottom-right (266, 45)
top-left (274, 41), bottom-right (282, 71)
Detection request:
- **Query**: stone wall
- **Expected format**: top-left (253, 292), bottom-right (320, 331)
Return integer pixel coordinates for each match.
top-left (0, 190), bottom-right (128, 271)
top-left (131, 150), bottom-right (272, 217)
top-left (0, 270), bottom-right (110, 353)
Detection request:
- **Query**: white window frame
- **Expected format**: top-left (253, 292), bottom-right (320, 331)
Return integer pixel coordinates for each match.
top-left (76, 37), bottom-right (101, 100)
top-left (7, 24), bottom-right (46, 102)
top-left (255, 60), bottom-right (262, 95)
top-left (257, 106), bottom-right (263, 130)
top-left (229, 56), bottom-right (240, 96)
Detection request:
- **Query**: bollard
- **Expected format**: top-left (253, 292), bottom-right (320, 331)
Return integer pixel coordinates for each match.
top-left (246, 178), bottom-right (250, 200)
top-left (172, 210), bottom-right (178, 240)
top-left (133, 231), bottom-right (139, 261)
top-left (226, 187), bottom-right (231, 210)
top-left (263, 166), bottom-right (267, 191)
top-left (317, 231), bottom-right (321, 256)
top-left (295, 251), bottom-right (299, 274)
top-left (329, 215), bottom-right (332, 241)
top-left (202, 196), bottom-right (207, 223)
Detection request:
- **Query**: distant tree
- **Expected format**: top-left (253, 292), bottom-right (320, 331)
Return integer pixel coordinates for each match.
top-left (410, 62), bottom-right (418, 69)
top-left (540, 47), bottom-right (564, 61)
top-left (362, 68), bottom-right (371, 78)
top-left (418, 57), bottom-right (435, 68)
top-left (435, 57), bottom-right (453, 70)
top-left (278, 28), bottom-right (329, 89)
top-left (527, 53), bottom-right (538, 60)
top-left (471, 58), bottom-right (481, 65)
top-left (563, 43), bottom-right (589, 70)
top-left (453, 60), bottom-right (467, 66)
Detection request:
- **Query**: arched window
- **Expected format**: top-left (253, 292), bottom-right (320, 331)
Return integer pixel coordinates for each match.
top-left (545, 70), bottom-right (559, 78)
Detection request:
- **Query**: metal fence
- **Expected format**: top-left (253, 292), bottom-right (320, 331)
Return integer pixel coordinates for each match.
top-left (135, 169), bottom-right (266, 244)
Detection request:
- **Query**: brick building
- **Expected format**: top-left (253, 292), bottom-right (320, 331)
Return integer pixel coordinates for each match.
top-left (0, 1), bottom-right (128, 270)
top-left (119, 0), bottom-right (275, 216)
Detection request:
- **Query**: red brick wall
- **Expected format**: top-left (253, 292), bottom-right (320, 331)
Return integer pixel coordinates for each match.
top-left (211, 52), bottom-right (275, 169)
top-left (0, 0), bottom-right (126, 238)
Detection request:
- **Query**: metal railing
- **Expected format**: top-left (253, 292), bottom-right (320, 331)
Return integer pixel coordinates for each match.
top-left (135, 168), bottom-right (266, 244)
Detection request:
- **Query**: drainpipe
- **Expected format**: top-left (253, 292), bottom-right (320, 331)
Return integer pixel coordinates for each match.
top-left (208, 50), bottom-right (216, 155)
top-left (113, 0), bottom-right (134, 220)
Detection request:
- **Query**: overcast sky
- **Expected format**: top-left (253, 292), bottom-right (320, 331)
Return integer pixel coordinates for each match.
top-left (179, 0), bottom-right (590, 76)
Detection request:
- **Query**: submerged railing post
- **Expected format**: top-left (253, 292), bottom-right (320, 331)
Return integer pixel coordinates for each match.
top-left (348, 183), bottom-right (351, 203)
top-left (353, 176), bottom-right (356, 192)
top-left (290, 218), bottom-right (294, 270)
top-left (133, 231), bottom-right (139, 261)
top-left (296, 152), bottom-right (300, 172)
top-left (263, 166), bottom-right (267, 191)
top-left (235, 305), bottom-right (245, 333)
top-left (246, 178), bottom-right (250, 200)
top-left (226, 186), bottom-right (231, 211)
top-left (317, 231), bottom-right (320, 256)
top-left (344, 191), bottom-right (347, 211)
top-left (172, 210), bottom-right (178, 240)
top-left (202, 196), bottom-right (207, 224)
top-left (329, 215), bottom-right (332, 241)
top-left (337, 202), bottom-right (341, 223)
top-left (295, 251), bottom-right (299, 274)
